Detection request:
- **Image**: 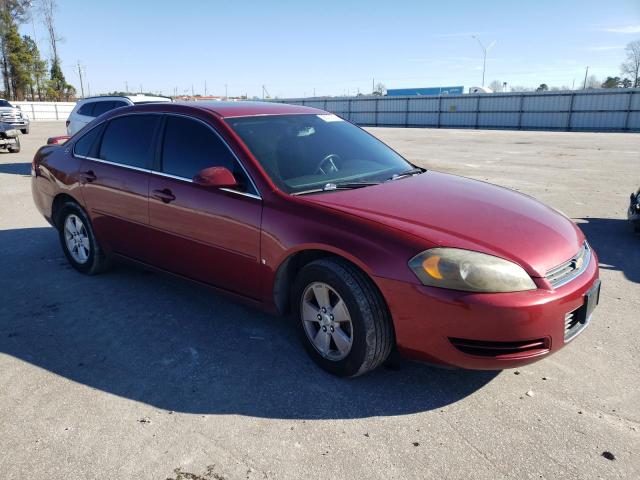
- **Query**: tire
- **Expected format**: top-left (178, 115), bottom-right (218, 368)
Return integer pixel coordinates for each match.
top-left (57, 201), bottom-right (110, 275)
top-left (20, 128), bottom-right (28, 134)
top-left (8, 137), bottom-right (20, 153)
top-left (292, 258), bottom-right (394, 377)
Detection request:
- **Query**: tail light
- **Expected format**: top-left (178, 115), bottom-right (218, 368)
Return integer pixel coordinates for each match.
top-left (47, 135), bottom-right (70, 145)
top-left (65, 120), bottom-right (70, 128)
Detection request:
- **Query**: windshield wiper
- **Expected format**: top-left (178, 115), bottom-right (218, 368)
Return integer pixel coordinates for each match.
top-left (388, 167), bottom-right (424, 181)
top-left (292, 181), bottom-right (381, 196)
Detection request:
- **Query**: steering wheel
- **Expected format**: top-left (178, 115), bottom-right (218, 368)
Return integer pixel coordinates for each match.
top-left (315, 154), bottom-right (341, 175)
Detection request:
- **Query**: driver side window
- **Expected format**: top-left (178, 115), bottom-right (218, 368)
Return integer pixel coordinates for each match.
top-left (161, 115), bottom-right (255, 194)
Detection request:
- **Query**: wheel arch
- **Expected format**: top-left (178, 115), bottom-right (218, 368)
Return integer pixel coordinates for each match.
top-left (51, 192), bottom-right (83, 228)
top-left (272, 247), bottom-right (385, 316)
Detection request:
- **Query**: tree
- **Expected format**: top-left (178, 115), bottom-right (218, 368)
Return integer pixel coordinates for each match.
top-left (622, 78), bottom-right (633, 88)
top-left (620, 40), bottom-right (640, 88)
top-left (488, 80), bottom-right (503, 92)
top-left (536, 83), bottom-right (549, 92)
top-left (601, 76), bottom-right (622, 88)
top-left (585, 75), bottom-right (601, 89)
top-left (0, 0), bottom-right (31, 99)
top-left (372, 82), bottom-right (386, 96)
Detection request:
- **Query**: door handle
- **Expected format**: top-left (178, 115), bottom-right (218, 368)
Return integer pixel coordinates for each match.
top-left (152, 188), bottom-right (176, 203)
top-left (79, 170), bottom-right (97, 183)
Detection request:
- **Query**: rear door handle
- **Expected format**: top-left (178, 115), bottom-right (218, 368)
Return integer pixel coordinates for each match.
top-left (79, 170), bottom-right (97, 183)
top-left (152, 188), bottom-right (176, 203)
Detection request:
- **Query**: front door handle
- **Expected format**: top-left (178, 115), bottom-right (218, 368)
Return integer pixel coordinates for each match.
top-left (152, 188), bottom-right (176, 204)
top-left (79, 170), bottom-right (97, 183)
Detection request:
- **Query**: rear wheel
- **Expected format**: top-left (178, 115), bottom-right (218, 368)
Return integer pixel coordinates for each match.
top-left (292, 258), bottom-right (394, 377)
top-left (57, 202), bottom-right (110, 275)
top-left (20, 128), bottom-right (28, 134)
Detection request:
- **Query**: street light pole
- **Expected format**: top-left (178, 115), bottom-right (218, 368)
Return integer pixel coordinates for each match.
top-left (472, 36), bottom-right (496, 87)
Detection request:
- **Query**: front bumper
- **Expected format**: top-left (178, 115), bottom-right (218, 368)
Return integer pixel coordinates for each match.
top-left (375, 249), bottom-right (600, 369)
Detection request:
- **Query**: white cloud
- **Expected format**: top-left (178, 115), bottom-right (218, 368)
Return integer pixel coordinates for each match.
top-left (601, 25), bottom-right (640, 34)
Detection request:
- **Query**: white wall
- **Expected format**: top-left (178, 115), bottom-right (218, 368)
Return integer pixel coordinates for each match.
top-left (12, 101), bottom-right (76, 122)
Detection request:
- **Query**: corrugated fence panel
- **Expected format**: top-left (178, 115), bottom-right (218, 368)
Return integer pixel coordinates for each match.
top-left (408, 97), bottom-right (439, 112)
top-left (350, 112), bottom-right (376, 124)
top-left (441, 97), bottom-right (477, 112)
top-left (571, 112), bottom-right (627, 130)
top-left (440, 112), bottom-right (476, 127)
top-left (407, 112), bottom-right (439, 126)
top-left (273, 89), bottom-right (640, 131)
top-left (573, 92), bottom-right (629, 111)
top-left (478, 95), bottom-right (521, 111)
top-left (523, 94), bottom-right (572, 112)
top-left (478, 112), bottom-right (520, 127)
top-left (521, 112), bottom-right (568, 129)
top-left (377, 112), bottom-right (406, 125)
top-left (351, 99), bottom-right (377, 112)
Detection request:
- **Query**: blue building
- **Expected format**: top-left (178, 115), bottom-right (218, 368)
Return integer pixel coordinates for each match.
top-left (386, 86), bottom-right (464, 96)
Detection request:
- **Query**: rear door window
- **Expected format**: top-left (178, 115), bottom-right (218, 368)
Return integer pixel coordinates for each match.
top-left (77, 102), bottom-right (96, 117)
top-left (91, 101), bottom-right (115, 117)
top-left (98, 115), bottom-right (160, 169)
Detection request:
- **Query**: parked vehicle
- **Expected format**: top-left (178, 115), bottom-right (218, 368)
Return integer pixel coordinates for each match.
top-left (0, 121), bottom-right (21, 152)
top-left (66, 94), bottom-right (171, 135)
top-left (0, 99), bottom-right (30, 134)
top-left (629, 187), bottom-right (640, 233)
top-left (32, 102), bottom-right (600, 377)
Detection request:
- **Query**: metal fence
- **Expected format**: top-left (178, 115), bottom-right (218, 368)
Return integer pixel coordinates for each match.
top-left (12, 101), bottom-right (76, 121)
top-left (274, 89), bottom-right (640, 132)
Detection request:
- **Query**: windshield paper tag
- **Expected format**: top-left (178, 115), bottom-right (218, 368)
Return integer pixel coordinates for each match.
top-left (317, 114), bottom-right (343, 122)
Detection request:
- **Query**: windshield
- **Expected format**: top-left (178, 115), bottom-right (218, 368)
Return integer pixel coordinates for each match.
top-left (0, 100), bottom-right (13, 108)
top-left (226, 114), bottom-right (414, 194)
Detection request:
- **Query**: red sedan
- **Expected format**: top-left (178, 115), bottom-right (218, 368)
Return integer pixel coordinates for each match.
top-left (31, 102), bottom-right (600, 377)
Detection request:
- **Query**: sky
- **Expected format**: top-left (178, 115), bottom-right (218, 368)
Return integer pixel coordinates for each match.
top-left (19, 0), bottom-right (640, 98)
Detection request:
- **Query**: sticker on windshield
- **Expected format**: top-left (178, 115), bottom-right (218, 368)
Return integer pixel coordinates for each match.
top-left (317, 114), bottom-right (343, 122)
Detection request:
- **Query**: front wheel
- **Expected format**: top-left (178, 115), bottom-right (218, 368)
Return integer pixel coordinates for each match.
top-left (292, 258), bottom-right (394, 377)
top-left (20, 128), bottom-right (29, 134)
top-left (8, 137), bottom-right (20, 153)
top-left (57, 201), bottom-right (110, 275)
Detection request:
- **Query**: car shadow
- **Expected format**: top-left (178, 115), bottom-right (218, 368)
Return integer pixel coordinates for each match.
top-left (0, 227), bottom-right (498, 419)
top-left (576, 217), bottom-right (640, 284)
top-left (0, 162), bottom-right (30, 175)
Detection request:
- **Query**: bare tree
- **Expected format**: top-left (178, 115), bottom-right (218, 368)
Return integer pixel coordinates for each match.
top-left (488, 80), bottom-right (503, 92)
top-left (40, 0), bottom-right (61, 64)
top-left (585, 75), bottom-right (601, 89)
top-left (372, 82), bottom-right (386, 96)
top-left (621, 40), bottom-right (640, 88)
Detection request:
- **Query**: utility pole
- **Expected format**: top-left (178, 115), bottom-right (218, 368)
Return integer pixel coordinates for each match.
top-left (472, 36), bottom-right (496, 87)
top-left (372, 78), bottom-right (374, 94)
top-left (139, 84), bottom-right (143, 94)
top-left (204, 80), bottom-right (207, 96)
top-left (225, 84), bottom-right (228, 100)
top-left (77, 61), bottom-right (85, 98)
top-left (191, 84), bottom-right (194, 97)
top-left (582, 66), bottom-right (589, 90)
top-left (125, 81), bottom-right (128, 93)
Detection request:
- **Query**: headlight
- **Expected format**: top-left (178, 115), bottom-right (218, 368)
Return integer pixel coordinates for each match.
top-left (409, 248), bottom-right (536, 293)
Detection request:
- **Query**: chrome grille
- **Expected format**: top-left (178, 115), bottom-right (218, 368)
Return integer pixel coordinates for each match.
top-left (546, 241), bottom-right (590, 288)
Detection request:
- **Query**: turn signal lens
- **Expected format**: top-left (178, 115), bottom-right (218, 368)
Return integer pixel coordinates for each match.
top-left (422, 255), bottom-right (443, 279)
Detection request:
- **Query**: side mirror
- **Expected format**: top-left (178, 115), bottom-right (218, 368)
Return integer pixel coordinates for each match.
top-left (193, 166), bottom-right (238, 189)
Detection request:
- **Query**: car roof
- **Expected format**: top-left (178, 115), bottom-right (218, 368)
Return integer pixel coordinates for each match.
top-left (77, 94), bottom-right (172, 104)
top-left (178, 101), bottom-right (324, 118)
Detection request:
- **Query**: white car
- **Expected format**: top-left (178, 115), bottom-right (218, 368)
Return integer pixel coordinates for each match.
top-left (0, 99), bottom-right (30, 134)
top-left (66, 94), bottom-right (172, 135)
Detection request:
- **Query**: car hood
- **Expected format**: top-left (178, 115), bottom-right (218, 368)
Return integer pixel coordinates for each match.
top-left (301, 171), bottom-right (584, 277)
